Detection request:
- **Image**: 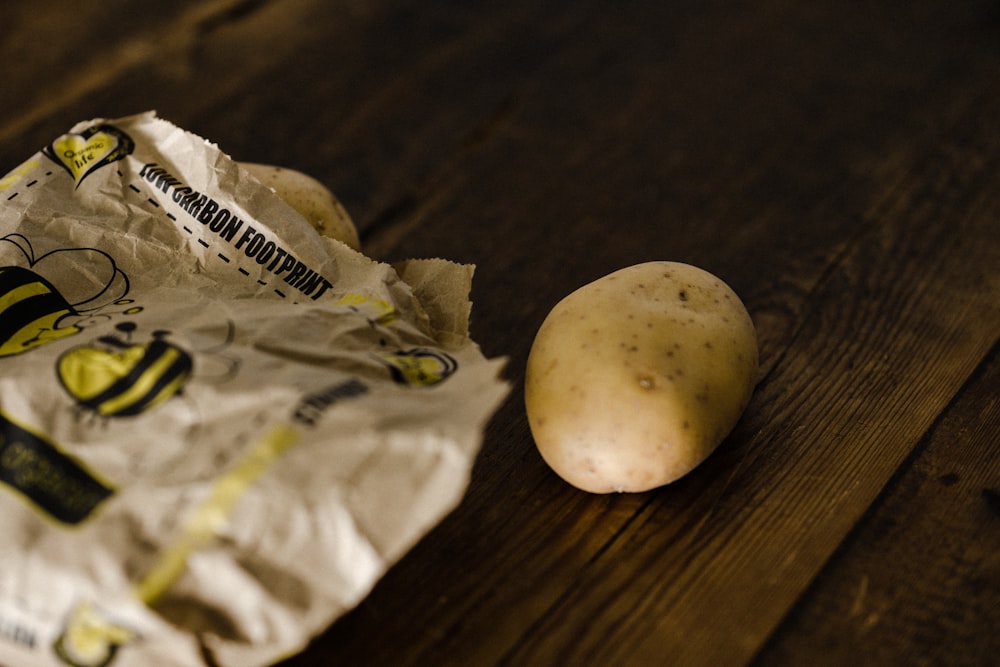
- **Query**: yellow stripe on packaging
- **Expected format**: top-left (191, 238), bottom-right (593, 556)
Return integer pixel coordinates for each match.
top-left (133, 424), bottom-right (300, 605)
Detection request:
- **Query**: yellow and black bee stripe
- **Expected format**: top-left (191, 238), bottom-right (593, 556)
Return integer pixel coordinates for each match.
top-left (0, 265), bottom-right (80, 357)
top-left (58, 339), bottom-right (193, 417)
top-left (378, 348), bottom-right (458, 386)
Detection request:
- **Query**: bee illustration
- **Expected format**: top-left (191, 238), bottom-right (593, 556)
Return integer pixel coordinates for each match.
top-left (53, 600), bottom-right (135, 667)
top-left (0, 264), bottom-right (83, 356)
top-left (57, 320), bottom-right (238, 419)
top-left (377, 348), bottom-right (458, 386)
top-left (0, 234), bottom-right (137, 358)
top-left (57, 323), bottom-right (193, 418)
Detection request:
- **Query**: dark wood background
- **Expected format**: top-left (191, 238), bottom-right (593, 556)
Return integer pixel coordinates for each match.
top-left (3, 1), bottom-right (998, 665)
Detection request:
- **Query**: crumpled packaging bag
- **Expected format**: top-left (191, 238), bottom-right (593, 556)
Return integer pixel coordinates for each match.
top-left (0, 112), bottom-right (508, 667)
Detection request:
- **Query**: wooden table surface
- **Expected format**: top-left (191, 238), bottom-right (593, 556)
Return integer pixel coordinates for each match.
top-left (3, 1), bottom-right (998, 665)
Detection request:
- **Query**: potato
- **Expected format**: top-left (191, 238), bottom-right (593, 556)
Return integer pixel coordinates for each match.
top-left (524, 261), bottom-right (758, 493)
top-left (242, 162), bottom-right (361, 251)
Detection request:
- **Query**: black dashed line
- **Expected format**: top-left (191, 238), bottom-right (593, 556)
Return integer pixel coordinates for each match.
top-left (129, 184), bottom-right (140, 193)
top-left (26, 180), bottom-right (37, 187)
top-left (274, 289), bottom-right (287, 298)
top-left (46, 172), bottom-right (53, 176)
top-left (155, 205), bottom-right (274, 289)
top-left (6, 193), bottom-right (17, 201)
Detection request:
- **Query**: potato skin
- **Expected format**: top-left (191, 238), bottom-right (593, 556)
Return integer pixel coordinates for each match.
top-left (524, 261), bottom-right (758, 493)
top-left (242, 162), bottom-right (361, 251)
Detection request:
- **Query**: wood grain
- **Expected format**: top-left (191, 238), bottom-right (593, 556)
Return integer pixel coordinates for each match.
top-left (492, 95), bottom-right (1000, 666)
top-left (1, 1), bottom-right (998, 666)
top-left (281, 2), bottom-right (999, 665)
top-left (753, 342), bottom-right (1000, 666)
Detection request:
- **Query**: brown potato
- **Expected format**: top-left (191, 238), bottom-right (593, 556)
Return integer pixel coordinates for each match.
top-left (525, 261), bottom-right (758, 493)
top-left (242, 162), bottom-right (361, 251)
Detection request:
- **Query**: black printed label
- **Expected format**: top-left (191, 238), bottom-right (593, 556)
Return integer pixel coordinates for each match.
top-left (0, 412), bottom-right (112, 524)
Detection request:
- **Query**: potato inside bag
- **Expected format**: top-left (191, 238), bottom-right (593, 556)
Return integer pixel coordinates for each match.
top-left (0, 112), bottom-right (508, 667)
